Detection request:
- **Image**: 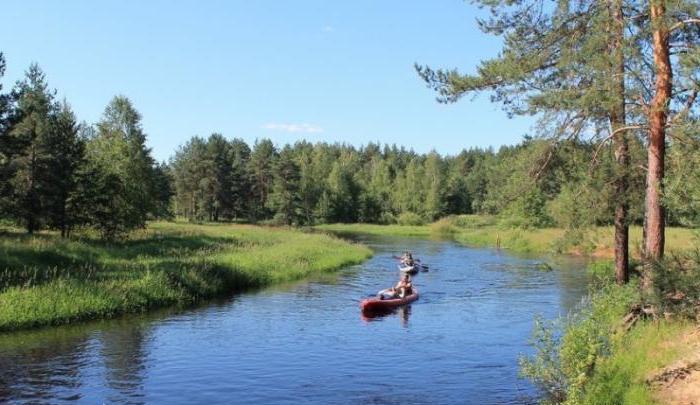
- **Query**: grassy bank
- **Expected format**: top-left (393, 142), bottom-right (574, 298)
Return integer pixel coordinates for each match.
top-left (520, 258), bottom-right (700, 405)
top-left (0, 222), bottom-right (372, 332)
top-left (315, 223), bottom-right (431, 237)
top-left (317, 216), bottom-right (699, 258)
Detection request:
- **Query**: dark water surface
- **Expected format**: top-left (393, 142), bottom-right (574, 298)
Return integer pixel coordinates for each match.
top-left (0, 235), bottom-right (589, 404)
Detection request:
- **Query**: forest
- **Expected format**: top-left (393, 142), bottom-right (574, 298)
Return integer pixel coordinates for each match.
top-left (2, 54), bottom-right (700, 241)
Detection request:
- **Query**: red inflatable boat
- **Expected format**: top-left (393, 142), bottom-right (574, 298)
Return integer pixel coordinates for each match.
top-left (360, 289), bottom-right (419, 312)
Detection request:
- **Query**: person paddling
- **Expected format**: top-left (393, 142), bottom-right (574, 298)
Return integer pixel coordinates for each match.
top-left (400, 251), bottom-right (415, 267)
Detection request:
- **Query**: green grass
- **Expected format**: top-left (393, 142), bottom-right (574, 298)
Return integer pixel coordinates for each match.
top-left (315, 223), bottom-right (432, 237)
top-left (579, 321), bottom-right (695, 405)
top-left (315, 216), bottom-right (699, 257)
top-left (0, 221), bottom-right (372, 332)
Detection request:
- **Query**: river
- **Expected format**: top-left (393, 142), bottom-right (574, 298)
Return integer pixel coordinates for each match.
top-left (0, 234), bottom-right (590, 404)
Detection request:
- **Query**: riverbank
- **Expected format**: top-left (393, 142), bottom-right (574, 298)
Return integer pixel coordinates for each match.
top-left (317, 216), bottom-right (698, 258)
top-left (516, 255), bottom-right (700, 405)
top-left (0, 222), bottom-right (372, 332)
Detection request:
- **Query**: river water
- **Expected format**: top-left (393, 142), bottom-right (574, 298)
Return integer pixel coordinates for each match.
top-left (0, 234), bottom-right (590, 404)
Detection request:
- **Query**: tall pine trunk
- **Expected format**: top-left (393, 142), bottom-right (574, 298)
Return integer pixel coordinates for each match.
top-left (643, 0), bottom-right (672, 290)
top-left (610, 0), bottom-right (629, 284)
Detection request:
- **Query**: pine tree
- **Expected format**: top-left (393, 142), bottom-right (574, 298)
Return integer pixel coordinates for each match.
top-left (43, 101), bottom-right (86, 236)
top-left (5, 64), bottom-right (56, 233)
top-left (151, 162), bottom-right (173, 220)
top-left (0, 52), bottom-right (12, 218)
top-left (171, 136), bottom-right (214, 221)
top-left (247, 139), bottom-right (277, 221)
top-left (268, 146), bottom-right (302, 225)
top-left (416, 0), bottom-right (640, 282)
top-left (206, 133), bottom-right (233, 221)
top-left (229, 138), bottom-right (251, 221)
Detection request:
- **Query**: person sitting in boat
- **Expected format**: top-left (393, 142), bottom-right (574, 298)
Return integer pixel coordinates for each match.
top-left (377, 274), bottom-right (413, 300)
top-left (395, 273), bottom-right (413, 297)
top-left (401, 252), bottom-right (415, 267)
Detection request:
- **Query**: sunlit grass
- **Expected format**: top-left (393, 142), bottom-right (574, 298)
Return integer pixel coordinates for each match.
top-left (0, 221), bottom-right (372, 331)
top-left (315, 223), bottom-right (431, 237)
top-left (580, 321), bottom-right (696, 405)
top-left (315, 216), bottom-right (699, 257)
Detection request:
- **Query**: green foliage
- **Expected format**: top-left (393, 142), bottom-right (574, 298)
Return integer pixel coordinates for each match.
top-left (268, 146), bottom-right (302, 225)
top-left (84, 96), bottom-right (159, 239)
top-left (577, 321), bottom-right (693, 405)
top-left (647, 251), bottom-right (700, 318)
top-left (397, 211), bottom-right (425, 226)
top-left (519, 317), bottom-right (567, 405)
top-left (4, 64), bottom-right (56, 233)
top-left (586, 261), bottom-right (617, 291)
top-left (519, 273), bottom-right (641, 405)
top-left (0, 222), bottom-right (372, 331)
top-left (500, 188), bottom-right (553, 228)
top-left (248, 139), bottom-right (277, 220)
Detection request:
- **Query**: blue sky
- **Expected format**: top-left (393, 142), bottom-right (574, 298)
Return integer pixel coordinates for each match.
top-left (1, 0), bottom-right (536, 162)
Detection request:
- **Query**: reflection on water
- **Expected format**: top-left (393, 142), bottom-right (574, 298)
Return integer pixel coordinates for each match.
top-left (361, 304), bottom-right (413, 327)
top-left (0, 235), bottom-right (589, 404)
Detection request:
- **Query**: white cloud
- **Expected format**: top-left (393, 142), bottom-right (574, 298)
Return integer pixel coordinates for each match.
top-left (322, 25), bottom-right (334, 32)
top-left (262, 123), bottom-right (324, 134)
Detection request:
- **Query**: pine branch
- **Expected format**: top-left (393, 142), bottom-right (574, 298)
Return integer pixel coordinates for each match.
top-left (670, 18), bottom-right (700, 32)
top-left (591, 125), bottom-right (645, 166)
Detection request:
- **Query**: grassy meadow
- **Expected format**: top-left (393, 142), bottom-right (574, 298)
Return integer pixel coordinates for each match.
top-left (0, 221), bottom-right (372, 332)
top-left (318, 215), bottom-right (699, 258)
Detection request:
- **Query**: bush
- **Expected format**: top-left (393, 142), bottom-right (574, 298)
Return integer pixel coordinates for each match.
top-left (429, 216), bottom-right (458, 236)
top-left (500, 189), bottom-right (554, 229)
top-left (586, 261), bottom-right (616, 290)
top-left (649, 251), bottom-right (700, 319)
top-left (551, 228), bottom-right (595, 255)
top-left (520, 266), bottom-right (641, 404)
top-left (451, 214), bottom-right (498, 228)
top-left (396, 212), bottom-right (425, 226)
top-left (378, 211), bottom-right (397, 225)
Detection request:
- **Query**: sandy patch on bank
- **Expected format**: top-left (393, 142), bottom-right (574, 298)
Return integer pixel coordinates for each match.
top-left (649, 327), bottom-right (700, 405)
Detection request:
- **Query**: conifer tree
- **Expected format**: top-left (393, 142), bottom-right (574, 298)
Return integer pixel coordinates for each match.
top-left (247, 139), bottom-right (276, 221)
top-left (207, 133), bottom-right (234, 221)
top-left (229, 138), bottom-right (252, 221)
top-left (44, 101), bottom-right (86, 236)
top-left (416, 0), bottom-right (638, 283)
top-left (0, 53), bottom-right (12, 217)
top-left (269, 146), bottom-right (302, 225)
top-left (6, 64), bottom-right (56, 233)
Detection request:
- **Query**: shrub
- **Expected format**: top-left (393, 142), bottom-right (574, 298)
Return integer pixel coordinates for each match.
top-left (520, 265), bottom-right (641, 404)
top-left (378, 211), bottom-right (397, 225)
top-left (396, 212), bottom-right (425, 226)
top-left (649, 251), bottom-right (700, 319)
top-left (429, 216), bottom-right (458, 236)
top-left (451, 214), bottom-right (498, 228)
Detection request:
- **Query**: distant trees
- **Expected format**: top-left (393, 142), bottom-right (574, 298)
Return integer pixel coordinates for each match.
top-left (165, 135), bottom-right (659, 228)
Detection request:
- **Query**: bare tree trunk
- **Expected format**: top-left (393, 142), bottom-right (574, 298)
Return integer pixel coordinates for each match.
top-left (611, 0), bottom-right (629, 285)
top-left (644, 0), bottom-right (672, 286)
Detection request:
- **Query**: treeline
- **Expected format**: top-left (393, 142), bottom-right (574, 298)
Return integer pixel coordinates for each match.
top-left (169, 131), bottom-right (700, 229)
top-left (0, 58), bottom-right (171, 239)
top-left (2, 54), bottom-right (700, 239)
